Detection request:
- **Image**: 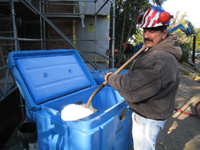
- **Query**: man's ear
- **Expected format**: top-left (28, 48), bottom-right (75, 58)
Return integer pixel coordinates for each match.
top-left (162, 29), bottom-right (168, 39)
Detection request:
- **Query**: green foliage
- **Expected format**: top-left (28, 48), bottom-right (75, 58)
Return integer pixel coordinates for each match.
top-left (168, 11), bottom-right (200, 63)
top-left (179, 44), bottom-right (189, 63)
top-left (133, 28), bottom-right (143, 45)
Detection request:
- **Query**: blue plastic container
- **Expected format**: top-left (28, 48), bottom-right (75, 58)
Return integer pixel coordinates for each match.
top-left (7, 49), bottom-right (133, 150)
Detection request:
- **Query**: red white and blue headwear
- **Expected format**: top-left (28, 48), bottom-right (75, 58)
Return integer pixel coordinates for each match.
top-left (137, 6), bottom-right (173, 28)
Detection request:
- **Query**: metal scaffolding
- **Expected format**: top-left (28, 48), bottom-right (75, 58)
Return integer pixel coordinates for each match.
top-left (0, 0), bottom-right (116, 111)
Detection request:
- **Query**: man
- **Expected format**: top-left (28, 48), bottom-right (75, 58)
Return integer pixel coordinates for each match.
top-left (104, 6), bottom-right (182, 150)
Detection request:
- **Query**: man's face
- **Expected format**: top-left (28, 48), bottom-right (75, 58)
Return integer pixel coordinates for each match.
top-left (143, 29), bottom-right (167, 48)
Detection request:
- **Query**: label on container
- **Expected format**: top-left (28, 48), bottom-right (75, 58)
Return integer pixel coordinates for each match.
top-left (120, 109), bottom-right (127, 121)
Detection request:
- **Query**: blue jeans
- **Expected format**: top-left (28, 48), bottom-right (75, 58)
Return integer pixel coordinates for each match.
top-left (132, 112), bottom-right (166, 150)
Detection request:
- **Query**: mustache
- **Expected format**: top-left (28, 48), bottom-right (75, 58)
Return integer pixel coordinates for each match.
top-left (144, 38), bottom-right (153, 42)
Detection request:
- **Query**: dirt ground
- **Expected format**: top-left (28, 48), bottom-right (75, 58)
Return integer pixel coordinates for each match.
top-left (156, 70), bottom-right (200, 150)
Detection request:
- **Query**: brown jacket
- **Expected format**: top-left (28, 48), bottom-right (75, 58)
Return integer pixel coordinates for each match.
top-left (107, 35), bottom-right (182, 120)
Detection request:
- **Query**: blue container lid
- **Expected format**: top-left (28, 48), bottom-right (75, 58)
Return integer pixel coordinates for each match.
top-left (7, 49), bottom-right (97, 105)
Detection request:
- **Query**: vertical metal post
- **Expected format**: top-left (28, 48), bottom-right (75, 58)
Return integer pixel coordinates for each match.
top-left (73, 5), bottom-right (76, 46)
top-left (4, 68), bottom-right (9, 96)
top-left (42, 0), bottom-right (46, 50)
top-left (19, 93), bottom-right (24, 117)
top-left (192, 34), bottom-right (196, 67)
top-left (9, 18), bottom-right (14, 51)
top-left (81, 27), bottom-right (83, 51)
top-left (0, 47), bottom-right (5, 66)
top-left (39, 0), bottom-right (43, 50)
top-left (23, 19), bottom-right (26, 50)
top-left (94, 3), bottom-right (97, 64)
top-left (111, 0), bottom-right (115, 69)
top-left (47, 0), bottom-right (50, 50)
top-left (10, 0), bottom-right (18, 51)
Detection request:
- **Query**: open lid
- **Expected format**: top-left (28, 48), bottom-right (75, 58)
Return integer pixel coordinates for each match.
top-left (7, 49), bottom-right (97, 106)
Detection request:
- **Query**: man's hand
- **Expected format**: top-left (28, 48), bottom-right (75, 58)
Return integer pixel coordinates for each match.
top-left (104, 72), bottom-right (113, 81)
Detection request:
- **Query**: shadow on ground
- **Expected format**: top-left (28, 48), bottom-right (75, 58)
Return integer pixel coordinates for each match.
top-left (156, 74), bottom-right (200, 150)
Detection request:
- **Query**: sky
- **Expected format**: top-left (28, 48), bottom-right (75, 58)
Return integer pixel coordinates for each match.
top-left (162, 0), bottom-right (200, 28)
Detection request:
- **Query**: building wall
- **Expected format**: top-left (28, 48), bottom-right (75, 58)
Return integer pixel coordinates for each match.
top-left (21, 1), bottom-right (74, 50)
top-left (21, 18), bottom-right (74, 50)
top-left (0, 1), bottom-right (74, 52)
